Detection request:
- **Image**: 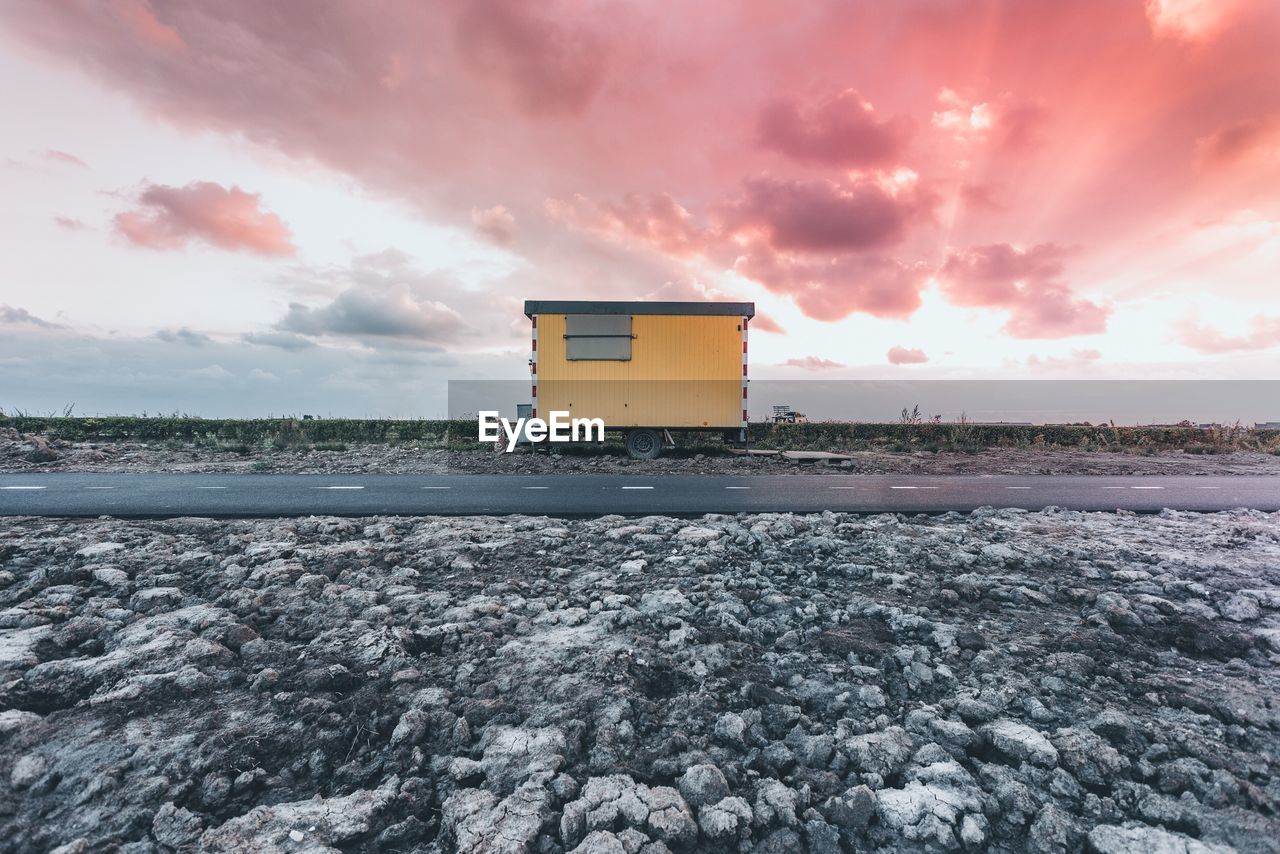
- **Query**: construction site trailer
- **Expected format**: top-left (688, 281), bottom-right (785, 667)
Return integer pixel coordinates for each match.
top-left (524, 300), bottom-right (755, 458)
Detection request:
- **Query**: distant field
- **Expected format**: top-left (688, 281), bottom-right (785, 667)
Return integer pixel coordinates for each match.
top-left (5, 415), bottom-right (1279, 455)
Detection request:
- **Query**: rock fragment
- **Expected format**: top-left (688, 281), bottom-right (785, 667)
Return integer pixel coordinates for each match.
top-left (697, 795), bottom-right (752, 841)
top-left (981, 719), bottom-right (1059, 768)
top-left (676, 763), bottom-right (729, 808)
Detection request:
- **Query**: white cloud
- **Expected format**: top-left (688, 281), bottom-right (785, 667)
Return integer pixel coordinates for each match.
top-left (190, 364), bottom-right (233, 380)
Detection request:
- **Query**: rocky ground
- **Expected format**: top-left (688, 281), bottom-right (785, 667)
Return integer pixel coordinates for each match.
top-left (4, 429), bottom-right (1280, 476)
top-left (1, 509), bottom-right (1278, 852)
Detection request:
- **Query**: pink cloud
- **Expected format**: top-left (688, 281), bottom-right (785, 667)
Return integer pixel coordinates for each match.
top-left (749, 314), bottom-right (785, 334)
top-left (115, 0), bottom-right (184, 49)
top-left (1000, 282), bottom-right (1110, 339)
top-left (471, 205), bottom-right (516, 246)
top-left (758, 89), bottom-right (912, 167)
top-left (720, 175), bottom-right (934, 254)
top-left (782, 355), bottom-right (845, 371)
top-left (642, 277), bottom-right (728, 302)
top-left (887, 346), bottom-right (928, 365)
top-left (547, 193), bottom-right (709, 256)
top-left (1176, 315), bottom-right (1280, 353)
top-left (940, 243), bottom-right (1109, 338)
top-left (1145, 0), bottom-right (1249, 42)
top-left (1197, 116), bottom-right (1280, 167)
top-left (637, 278), bottom-right (785, 334)
top-left (934, 91), bottom-right (1049, 152)
top-left (735, 250), bottom-right (929, 321)
top-left (941, 243), bottom-right (1066, 306)
top-left (5, 0), bottom-right (1280, 341)
top-left (996, 102), bottom-right (1049, 151)
top-left (551, 177), bottom-right (934, 320)
top-left (550, 175), bottom-right (936, 321)
top-left (44, 150), bottom-right (87, 168)
top-left (959, 184), bottom-right (1005, 212)
top-left (1026, 349), bottom-right (1102, 370)
top-left (113, 182), bottom-right (295, 255)
top-left (455, 0), bottom-right (611, 117)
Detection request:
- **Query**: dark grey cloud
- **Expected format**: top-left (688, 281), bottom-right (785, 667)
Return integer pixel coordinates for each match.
top-left (242, 331), bottom-right (316, 351)
top-left (153, 327), bottom-right (212, 346)
top-left (276, 288), bottom-right (463, 344)
top-left (1, 305), bottom-right (61, 329)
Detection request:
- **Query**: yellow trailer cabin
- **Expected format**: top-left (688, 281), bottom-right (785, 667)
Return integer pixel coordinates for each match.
top-left (524, 300), bottom-right (754, 458)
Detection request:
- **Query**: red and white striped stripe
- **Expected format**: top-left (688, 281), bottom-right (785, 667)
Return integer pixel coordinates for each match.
top-left (741, 316), bottom-right (749, 428)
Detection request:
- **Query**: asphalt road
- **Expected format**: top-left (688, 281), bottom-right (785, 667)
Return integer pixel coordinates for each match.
top-left (0, 473), bottom-right (1276, 517)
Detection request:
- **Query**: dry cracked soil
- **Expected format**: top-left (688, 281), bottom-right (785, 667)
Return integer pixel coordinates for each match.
top-left (2, 508), bottom-right (1279, 853)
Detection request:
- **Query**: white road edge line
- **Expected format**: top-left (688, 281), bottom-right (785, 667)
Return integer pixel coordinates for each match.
top-left (0, 486), bottom-right (46, 490)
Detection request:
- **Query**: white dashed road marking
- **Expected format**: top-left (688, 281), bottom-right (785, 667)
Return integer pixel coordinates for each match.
top-left (1005, 486), bottom-right (1032, 489)
top-left (0, 486), bottom-right (46, 490)
top-left (621, 486), bottom-right (654, 490)
top-left (312, 486), bottom-right (364, 490)
top-left (829, 486), bottom-right (858, 489)
top-left (724, 486), bottom-right (750, 490)
top-left (196, 486), bottom-right (227, 490)
top-left (1130, 486), bottom-right (1164, 489)
top-left (522, 486), bottom-right (549, 490)
top-left (890, 486), bottom-right (939, 489)
top-left (421, 486), bottom-right (452, 490)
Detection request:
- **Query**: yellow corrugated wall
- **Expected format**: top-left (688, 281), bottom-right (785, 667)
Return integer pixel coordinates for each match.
top-left (536, 314), bottom-right (742, 428)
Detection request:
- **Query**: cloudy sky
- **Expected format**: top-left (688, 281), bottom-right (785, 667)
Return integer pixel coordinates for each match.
top-left (1, 0), bottom-right (1278, 417)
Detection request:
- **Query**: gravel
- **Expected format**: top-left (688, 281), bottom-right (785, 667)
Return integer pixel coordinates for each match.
top-left (1, 508), bottom-right (1279, 852)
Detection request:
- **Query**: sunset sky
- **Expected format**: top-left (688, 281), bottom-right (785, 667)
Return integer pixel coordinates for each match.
top-left (2, 0), bottom-right (1278, 416)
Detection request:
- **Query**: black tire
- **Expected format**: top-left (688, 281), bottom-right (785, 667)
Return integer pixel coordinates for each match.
top-left (625, 429), bottom-right (662, 460)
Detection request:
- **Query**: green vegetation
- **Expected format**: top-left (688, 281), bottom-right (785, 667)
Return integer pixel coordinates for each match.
top-left (3, 415), bottom-right (1278, 454)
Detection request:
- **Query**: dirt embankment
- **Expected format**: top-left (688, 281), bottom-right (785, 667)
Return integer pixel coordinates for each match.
top-left (4, 429), bottom-right (1280, 477)
top-left (2, 509), bottom-right (1278, 851)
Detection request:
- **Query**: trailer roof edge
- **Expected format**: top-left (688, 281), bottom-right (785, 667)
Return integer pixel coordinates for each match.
top-left (524, 300), bottom-right (755, 318)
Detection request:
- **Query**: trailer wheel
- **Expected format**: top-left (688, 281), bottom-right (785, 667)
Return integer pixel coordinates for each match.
top-left (625, 429), bottom-right (662, 460)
